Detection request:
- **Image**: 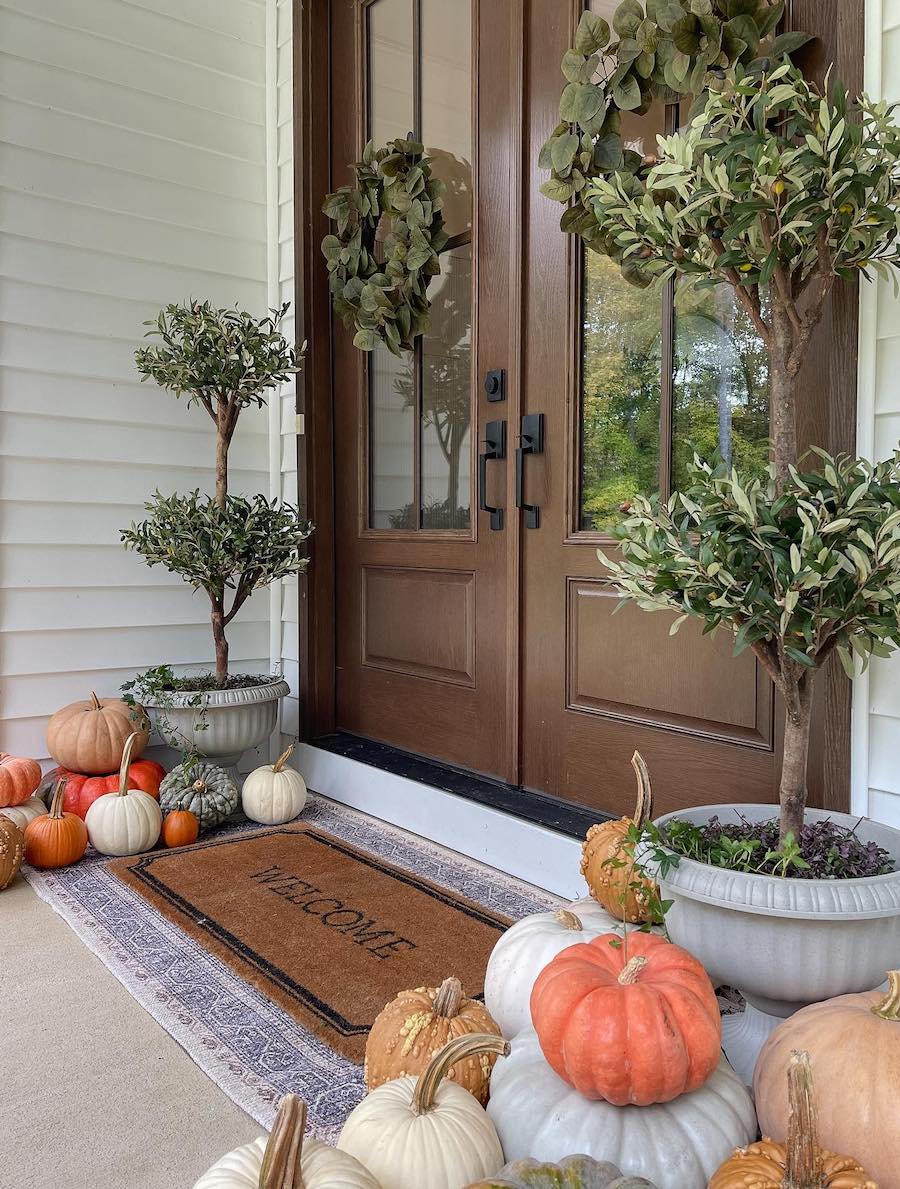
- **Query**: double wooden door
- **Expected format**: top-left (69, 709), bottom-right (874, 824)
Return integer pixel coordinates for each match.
top-left (324, 0), bottom-right (853, 818)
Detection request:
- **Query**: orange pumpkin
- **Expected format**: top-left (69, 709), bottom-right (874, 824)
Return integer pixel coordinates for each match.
top-left (0, 753), bottom-right (42, 808)
top-left (710, 1050), bottom-right (876, 1189)
top-left (24, 778), bottom-right (88, 869)
top-left (162, 810), bottom-right (199, 848)
top-left (0, 817), bottom-right (24, 890)
top-left (580, 751), bottom-right (657, 924)
top-left (50, 759), bottom-right (166, 819)
top-left (530, 932), bottom-right (721, 1105)
top-left (46, 692), bottom-right (149, 775)
top-left (365, 976), bottom-right (503, 1104)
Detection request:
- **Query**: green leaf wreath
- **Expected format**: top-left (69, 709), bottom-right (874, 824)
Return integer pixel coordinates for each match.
top-left (541, 1), bottom-right (811, 283)
top-left (322, 136), bottom-right (448, 355)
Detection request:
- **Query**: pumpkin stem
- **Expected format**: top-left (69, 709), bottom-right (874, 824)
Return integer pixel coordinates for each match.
top-left (784, 1050), bottom-right (826, 1189)
top-left (89, 691), bottom-right (102, 711)
top-left (411, 1033), bottom-right (509, 1117)
top-left (272, 744), bottom-right (295, 774)
top-left (630, 751), bottom-right (653, 828)
top-left (554, 909), bottom-right (583, 930)
top-left (618, 955), bottom-right (648, 985)
top-left (192, 779), bottom-right (208, 792)
top-left (117, 732), bottom-right (140, 797)
top-left (872, 970), bottom-right (900, 1021)
top-left (258, 1094), bottom-right (306, 1189)
top-left (432, 976), bottom-right (463, 1019)
top-left (48, 778), bottom-right (68, 819)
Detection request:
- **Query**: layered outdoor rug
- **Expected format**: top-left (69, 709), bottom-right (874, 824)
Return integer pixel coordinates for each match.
top-left (108, 824), bottom-right (510, 1063)
top-left (22, 795), bottom-right (554, 1139)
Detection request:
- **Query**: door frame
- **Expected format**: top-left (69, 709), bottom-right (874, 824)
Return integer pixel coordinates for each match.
top-left (293, 0), bottom-right (856, 813)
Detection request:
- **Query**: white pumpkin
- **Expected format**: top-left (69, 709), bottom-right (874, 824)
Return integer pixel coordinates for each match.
top-left (484, 899), bottom-right (624, 1038)
top-left (0, 796), bottom-right (46, 831)
top-left (195, 1095), bottom-right (381, 1189)
top-left (487, 1030), bottom-right (757, 1189)
top-left (338, 1033), bottom-right (508, 1189)
top-left (85, 732), bottom-right (161, 857)
top-left (241, 744), bottom-right (307, 826)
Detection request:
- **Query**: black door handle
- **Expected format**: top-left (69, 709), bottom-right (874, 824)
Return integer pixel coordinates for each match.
top-left (515, 413), bottom-right (544, 529)
top-left (478, 419), bottom-right (506, 531)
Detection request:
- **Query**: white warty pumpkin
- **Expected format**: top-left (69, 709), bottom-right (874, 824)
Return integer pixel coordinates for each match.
top-left (338, 1033), bottom-right (508, 1189)
top-left (241, 743), bottom-right (307, 826)
top-left (487, 1030), bottom-right (757, 1189)
top-left (85, 732), bottom-right (161, 857)
top-left (484, 898), bottom-right (627, 1038)
top-left (194, 1095), bottom-right (380, 1189)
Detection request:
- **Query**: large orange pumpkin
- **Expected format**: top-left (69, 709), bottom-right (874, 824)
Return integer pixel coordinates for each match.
top-left (46, 692), bottom-right (149, 774)
top-left (49, 759), bottom-right (166, 819)
top-left (0, 753), bottom-right (42, 808)
top-left (530, 932), bottom-right (721, 1105)
top-left (24, 778), bottom-right (88, 870)
top-left (580, 752), bottom-right (657, 924)
top-left (754, 972), bottom-right (900, 1188)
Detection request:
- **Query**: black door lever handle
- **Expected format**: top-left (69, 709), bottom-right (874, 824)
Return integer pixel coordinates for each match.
top-left (515, 413), bottom-right (544, 529)
top-left (478, 419), bottom-right (506, 531)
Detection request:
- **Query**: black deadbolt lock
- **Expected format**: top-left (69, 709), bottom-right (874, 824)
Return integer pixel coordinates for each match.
top-left (484, 369), bottom-right (505, 402)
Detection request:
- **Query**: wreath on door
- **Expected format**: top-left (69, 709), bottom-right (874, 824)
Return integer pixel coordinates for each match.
top-left (322, 137), bottom-right (448, 356)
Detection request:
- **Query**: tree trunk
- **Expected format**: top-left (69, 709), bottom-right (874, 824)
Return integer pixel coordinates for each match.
top-left (215, 426), bottom-right (228, 510)
top-left (779, 673), bottom-right (814, 842)
top-left (768, 302), bottom-right (797, 492)
top-left (211, 605), bottom-right (229, 688)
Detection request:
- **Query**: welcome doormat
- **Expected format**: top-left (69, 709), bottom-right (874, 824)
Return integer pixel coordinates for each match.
top-left (108, 824), bottom-right (510, 1063)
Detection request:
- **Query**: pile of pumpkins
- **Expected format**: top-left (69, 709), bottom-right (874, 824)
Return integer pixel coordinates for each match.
top-left (0, 692), bottom-right (311, 885)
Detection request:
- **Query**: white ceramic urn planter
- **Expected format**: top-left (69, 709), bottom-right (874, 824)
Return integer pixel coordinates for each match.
top-left (650, 803), bottom-right (900, 1084)
top-left (149, 678), bottom-right (290, 767)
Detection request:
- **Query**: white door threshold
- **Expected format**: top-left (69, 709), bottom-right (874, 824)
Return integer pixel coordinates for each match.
top-left (298, 743), bottom-right (587, 899)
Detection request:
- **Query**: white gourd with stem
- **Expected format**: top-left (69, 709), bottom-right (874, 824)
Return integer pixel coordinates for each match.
top-left (0, 798), bottom-right (47, 831)
top-left (242, 743), bottom-right (308, 825)
top-left (85, 731), bottom-right (162, 856)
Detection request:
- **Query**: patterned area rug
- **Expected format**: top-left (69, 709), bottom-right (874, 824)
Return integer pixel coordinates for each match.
top-left (23, 795), bottom-right (556, 1140)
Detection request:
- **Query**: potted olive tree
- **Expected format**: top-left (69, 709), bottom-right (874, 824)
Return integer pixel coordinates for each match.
top-left (121, 301), bottom-right (312, 766)
top-left (578, 61), bottom-right (900, 1074)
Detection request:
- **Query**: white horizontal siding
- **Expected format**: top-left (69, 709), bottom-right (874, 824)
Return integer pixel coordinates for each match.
top-left (0, 0), bottom-right (272, 765)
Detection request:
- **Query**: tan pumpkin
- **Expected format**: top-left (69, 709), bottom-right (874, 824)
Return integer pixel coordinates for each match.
top-left (0, 817), bottom-right (24, 890)
top-left (365, 977), bottom-right (503, 1105)
top-left (710, 1051), bottom-right (876, 1189)
top-left (755, 973), bottom-right (900, 1188)
top-left (580, 751), bottom-right (657, 924)
top-left (0, 753), bottom-right (42, 808)
top-left (46, 692), bottom-right (149, 774)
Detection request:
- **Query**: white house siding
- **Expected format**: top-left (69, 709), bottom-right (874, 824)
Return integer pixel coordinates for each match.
top-left (856, 0), bottom-right (900, 826)
top-left (0, 0), bottom-right (276, 765)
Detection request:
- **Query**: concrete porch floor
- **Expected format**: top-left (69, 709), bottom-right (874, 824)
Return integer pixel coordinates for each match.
top-left (1, 880), bottom-right (261, 1187)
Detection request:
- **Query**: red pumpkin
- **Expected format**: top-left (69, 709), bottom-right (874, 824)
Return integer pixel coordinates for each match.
top-left (0, 753), bottom-right (42, 808)
top-left (530, 932), bottom-right (721, 1106)
top-left (162, 810), bottom-right (199, 848)
top-left (47, 759), bottom-right (166, 820)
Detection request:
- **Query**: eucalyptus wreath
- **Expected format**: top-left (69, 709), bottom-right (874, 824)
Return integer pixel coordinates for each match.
top-left (322, 137), bottom-right (448, 355)
top-left (540, 0), bottom-right (811, 281)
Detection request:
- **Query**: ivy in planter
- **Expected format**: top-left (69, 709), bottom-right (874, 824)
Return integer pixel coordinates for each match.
top-left (322, 137), bottom-right (448, 355)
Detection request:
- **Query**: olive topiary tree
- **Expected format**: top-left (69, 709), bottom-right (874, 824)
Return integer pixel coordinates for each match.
top-left (122, 302), bottom-right (313, 688)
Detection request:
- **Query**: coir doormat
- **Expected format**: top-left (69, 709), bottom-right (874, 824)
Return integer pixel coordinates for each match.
top-left (108, 824), bottom-right (510, 1063)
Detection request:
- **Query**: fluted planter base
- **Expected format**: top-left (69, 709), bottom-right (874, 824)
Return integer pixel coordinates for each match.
top-left (147, 678), bottom-right (290, 767)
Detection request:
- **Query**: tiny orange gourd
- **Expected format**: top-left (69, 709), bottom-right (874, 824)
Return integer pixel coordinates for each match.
top-left (581, 751), bottom-right (657, 924)
top-left (24, 778), bottom-right (88, 869)
top-left (162, 810), bottom-right (199, 848)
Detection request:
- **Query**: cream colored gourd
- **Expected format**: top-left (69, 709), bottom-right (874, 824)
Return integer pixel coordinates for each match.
top-left (338, 1034), bottom-right (509, 1189)
top-left (484, 899), bottom-right (629, 1038)
top-left (85, 732), bottom-right (161, 856)
top-left (0, 797), bottom-right (47, 831)
top-left (487, 1030), bottom-right (757, 1189)
top-left (241, 744), bottom-right (307, 826)
top-left (194, 1094), bottom-right (381, 1189)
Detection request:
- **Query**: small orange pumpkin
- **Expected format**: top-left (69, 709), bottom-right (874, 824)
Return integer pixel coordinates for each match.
top-left (0, 817), bottom-right (24, 890)
top-left (710, 1050), bottom-right (876, 1189)
top-left (46, 692), bottom-right (149, 774)
top-left (0, 753), bottom-right (42, 808)
top-left (24, 778), bottom-right (88, 869)
top-left (162, 810), bottom-right (199, 848)
top-left (365, 977), bottom-right (503, 1104)
top-left (581, 751), bottom-right (657, 923)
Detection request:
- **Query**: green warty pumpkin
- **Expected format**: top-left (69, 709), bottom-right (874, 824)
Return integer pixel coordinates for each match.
top-left (467, 1156), bottom-right (658, 1189)
top-left (159, 761), bottom-right (238, 830)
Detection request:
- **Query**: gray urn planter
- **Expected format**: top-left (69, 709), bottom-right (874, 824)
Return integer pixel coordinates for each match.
top-left (147, 678), bottom-right (290, 767)
top-left (650, 803), bottom-right (900, 1084)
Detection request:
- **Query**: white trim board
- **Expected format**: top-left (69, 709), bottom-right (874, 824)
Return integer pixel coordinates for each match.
top-left (298, 743), bottom-right (587, 899)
